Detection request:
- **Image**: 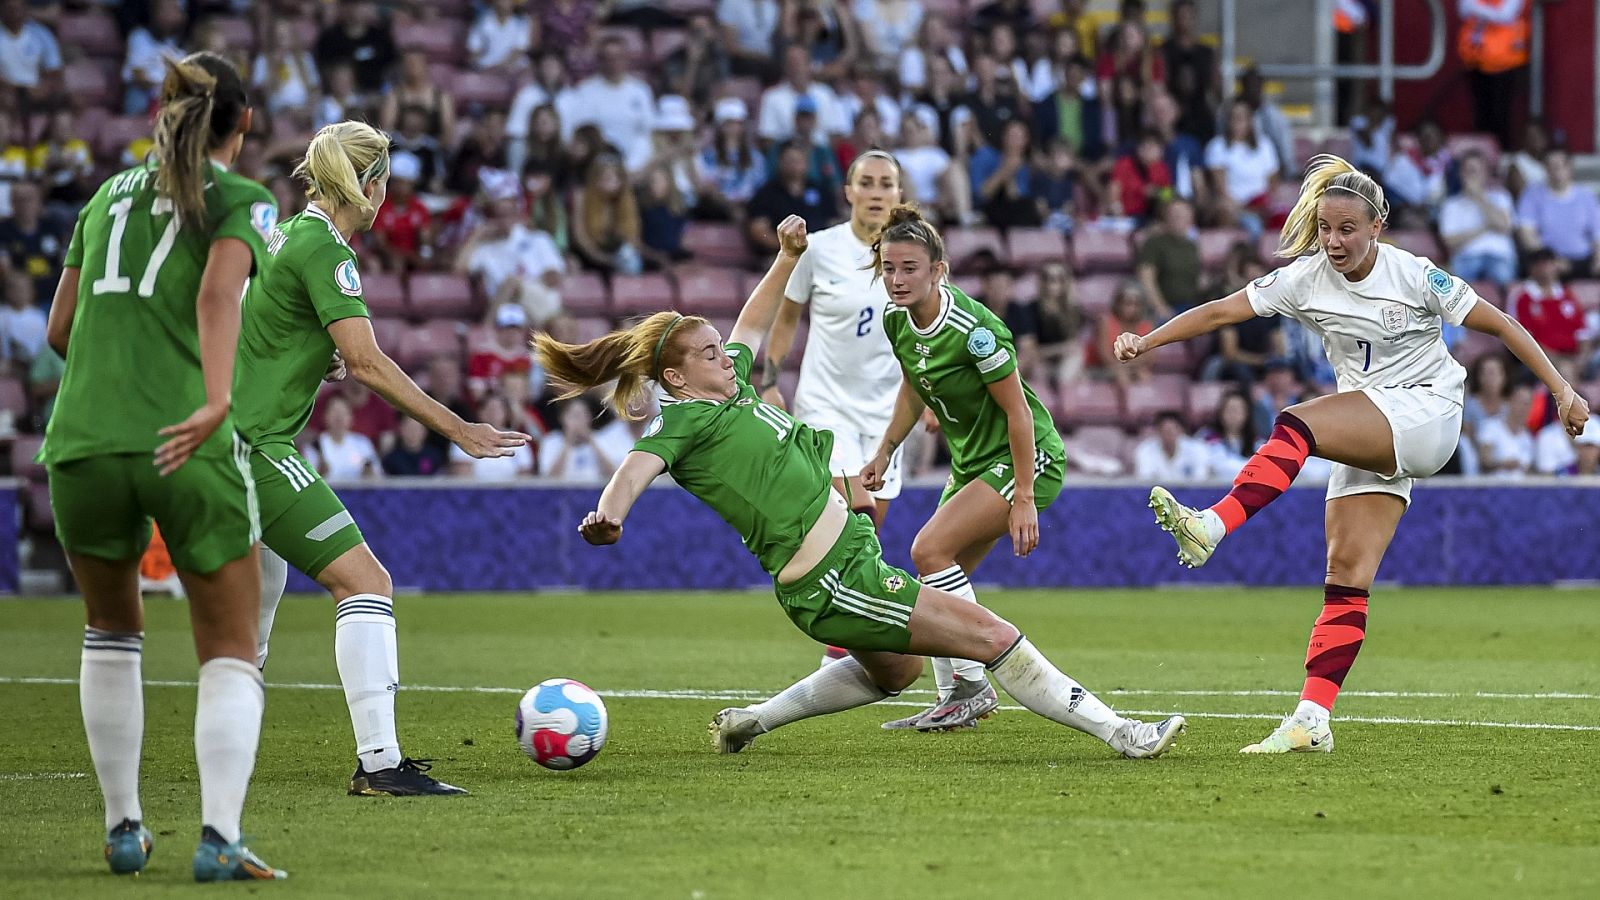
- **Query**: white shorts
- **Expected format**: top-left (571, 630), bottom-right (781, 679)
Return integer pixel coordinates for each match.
top-left (1326, 386), bottom-right (1462, 505)
top-left (801, 414), bottom-right (903, 502)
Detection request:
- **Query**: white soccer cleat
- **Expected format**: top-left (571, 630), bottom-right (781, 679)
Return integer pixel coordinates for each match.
top-left (1108, 715), bottom-right (1187, 759)
top-left (1149, 486), bottom-right (1218, 569)
top-left (708, 707), bottom-right (766, 754)
top-left (913, 678), bottom-right (999, 732)
top-left (1240, 715), bottom-right (1334, 754)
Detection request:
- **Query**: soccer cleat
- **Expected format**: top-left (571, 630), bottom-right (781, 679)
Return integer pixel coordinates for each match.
top-left (348, 757), bottom-right (468, 796)
top-left (709, 707), bottom-right (766, 753)
top-left (104, 818), bottom-right (153, 875)
top-left (1149, 486), bottom-right (1219, 568)
top-left (1240, 715), bottom-right (1334, 754)
top-left (1109, 715), bottom-right (1187, 759)
top-left (913, 677), bottom-right (1000, 732)
top-left (191, 826), bottom-right (286, 882)
top-left (880, 705), bottom-right (939, 730)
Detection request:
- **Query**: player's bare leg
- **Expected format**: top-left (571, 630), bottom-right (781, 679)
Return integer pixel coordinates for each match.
top-left (1244, 493), bottom-right (1404, 754)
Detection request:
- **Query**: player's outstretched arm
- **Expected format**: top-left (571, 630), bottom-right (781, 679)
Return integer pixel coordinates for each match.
top-left (729, 215), bottom-right (808, 352)
top-left (862, 377), bottom-right (926, 491)
top-left (155, 238), bottom-right (253, 475)
top-left (1115, 289), bottom-right (1256, 363)
top-left (326, 317), bottom-right (531, 457)
top-left (985, 371), bottom-right (1040, 557)
top-left (759, 297), bottom-right (804, 407)
top-left (45, 267), bottom-right (80, 356)
top-left (582, 450), bottom-right (668, 546)
top-left (1464, 301), bottom-right (1591, 435)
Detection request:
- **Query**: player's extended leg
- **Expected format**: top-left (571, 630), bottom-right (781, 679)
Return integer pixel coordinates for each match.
top-left (1243, 492), bottom-right (1405, 754)
top-left (254, 547), bottom-right (289, 669)
top-left (1151, 390), bottom-right (1397, 567)
top-left (710, 652), bottom-right (919, 753)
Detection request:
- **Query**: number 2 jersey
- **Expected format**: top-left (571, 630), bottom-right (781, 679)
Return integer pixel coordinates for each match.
top-left (43, 163), bottom-right (276, 465)
top-left (632, 343), bottom-right (836, 577)
top-left (1246, 244), bottom-right (1480, 402)
top-left (882, 284), bottom-right (1064, 484)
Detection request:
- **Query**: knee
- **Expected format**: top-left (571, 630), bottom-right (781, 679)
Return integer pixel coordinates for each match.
top-left (909, 534), bottom-right (954, 575)
top-left (977, 616), bottom-right (1022, 662)
top-left (1324, 544), bottom-right (1377, 590)
top-left (322, 556), bottom-right (393, 601)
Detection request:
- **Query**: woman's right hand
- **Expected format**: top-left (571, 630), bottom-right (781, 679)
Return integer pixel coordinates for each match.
top-left (579, 511), bottom-right (622, 546)
top-left (860, 450), bottom-right (891, 492)
top-left (776, 214), bottom-right (809, 258)
top-left (1113, 332), bottom-right (1148, 362)
top-left (454, 422), bottom-right (530, 459)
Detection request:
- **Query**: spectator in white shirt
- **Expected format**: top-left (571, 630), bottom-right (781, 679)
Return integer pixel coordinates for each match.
top-left (855, 0), bottom-right (924, 71)
top-left (468, 0), bottom-right (533, 74)
top-left (564, 36), bottom-right (656, 173)
top-left (898, 13), bottom-right (967, 92)
top-left (0, 0), bottom-right (63, 100)
top-left (759, 44), bottom-right (849, 145)
top-left (0, 269), bottom-right (46, 368)
top-left (717, 0), bottom-right (782, 77)
top-left (1205, 98), bottom-right (1279, 236)
top-left (1134, 411), bottom-right (1214, 482)
top-left (252, 19), bottom-right (321, 118)
top-left (122, 0), bottom-right (187, 115)
top-left (507, 50), bottom-right (579, 174)
top-left (1476, 383), bottom-right (1537, 476)
top-left (451, 394), bottom-right (536, 481)
top-left (1438, 149), bottom-right (1518, 285)
top-left (316, 395), bottom-right (384, 480)
top-left (457, 169), bottom-right (566, 327)
top-left (538, 398), bottom-right (620, 483)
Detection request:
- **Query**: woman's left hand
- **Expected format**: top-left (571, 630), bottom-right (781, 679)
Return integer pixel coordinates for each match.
top-left (1009, 499), bottom-right (1039, 558)
top-left (776, 215), bottom-right (809, 258)
top-left (1558, 385), bottom-right (1590, 436)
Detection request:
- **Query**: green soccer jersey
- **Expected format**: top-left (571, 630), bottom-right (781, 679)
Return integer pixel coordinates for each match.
top-left (632, 342), bottom-right (836, 576)
top-left (882, 284), bottom-right (1064, 482)
top-left (234, 204), bottom-right (370, 446)
top-left (42, 162), bottom-right (277, 465)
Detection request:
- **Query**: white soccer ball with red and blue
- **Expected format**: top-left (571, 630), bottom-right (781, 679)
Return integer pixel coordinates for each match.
top-left (515, 678), bottom-right (609, 770)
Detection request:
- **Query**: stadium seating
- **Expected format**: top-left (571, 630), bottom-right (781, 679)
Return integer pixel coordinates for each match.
top-left (362, 272), bottom-right (408, 319)
top-left (10, 434), bottom-right (45, 480)
top-left (674, 266), bottom-right (745, 317)
top-left (610, 273), bottom-right (677, 316)
top-left (1386, 230), bottom-right (1445, 261)
top-left (561, 272), bottom-right (610, 317)
top-left (682, 223), bottom-right (753, 269)
top-left (370, 316), bottom-right (409, 353)
top-left (56, 11), bottom-right (122, 56)
top-left (1071, 227), bottom-right (1135, 273)
top-left (399, 320), bottom-right (463, 368)
top-left (1054, 381), bottom-right (1122, 426)
top-left (1005, 227), bottom-right (1068, 268)
top-left (64, 62), bottom-right (115, 110)
top-left (945, 227), bottom-right (1006, 273)
top-left (1184, 381), bottom-right (1234, 428)
top-left (1198, 228), bottom-right (1250, 270)
top-left (1124, 374), bottom-right (1192, 425)
top-left (407, 273), bottom-right (478, 321)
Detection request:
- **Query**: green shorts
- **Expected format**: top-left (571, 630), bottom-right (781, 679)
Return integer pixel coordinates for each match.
top-left (940, 444), bottom-right (1066, 510)
top-left (48, 434), bottom-right (259, 574)
top-left (774, 512), bottom-right (921, 653)
top-left (250, 442), bottom-right (365, 579)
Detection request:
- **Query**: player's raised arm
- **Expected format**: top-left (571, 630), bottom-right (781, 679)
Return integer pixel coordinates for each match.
top-left (1462, 300), bottom-right (1591, 435)
top-left (581, 450), bottom-right (668, 545)
top-left (1115, 289), bottom-right (1255, 363)
top-left (728, 215), bottom-right (808, 352)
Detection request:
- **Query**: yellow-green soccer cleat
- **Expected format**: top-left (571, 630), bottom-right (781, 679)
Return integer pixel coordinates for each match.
top-left (709, 707), bottom-right (766, 754)
top-left (1240, 716), bottom-right (1335, 754)
top-left (1148, 486), bottom-right (1218, 569)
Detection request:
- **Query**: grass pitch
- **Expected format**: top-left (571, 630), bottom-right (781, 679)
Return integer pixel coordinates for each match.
top-left (1, 587), bottom-right (1597, 899)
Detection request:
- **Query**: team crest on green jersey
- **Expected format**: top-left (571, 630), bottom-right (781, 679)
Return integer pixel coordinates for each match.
top-left (335, 259), bottom-right (362, 296)
top-left (884, 574), bottom-right (905, 592)
top-left (967, 327), bottom-right (997, 357)
top-left (250, 202), bottom-right (277, 241)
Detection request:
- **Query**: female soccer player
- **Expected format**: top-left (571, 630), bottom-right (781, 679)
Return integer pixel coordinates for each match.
top-left (1115, 155), bottom-right (1590, 753)
top-left (235, 121), bottom-right (528, 795)
top-left (43, 52), bottom-right (284, 880)
top-left (857, 205), bottom-right (1069, 733)
top-left (535, 216), bottom-right (1185, 761)
top-left (762, 149), bottom-right (905, 664)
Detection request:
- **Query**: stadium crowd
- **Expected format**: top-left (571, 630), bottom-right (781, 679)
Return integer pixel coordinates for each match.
top-left (2, 0), bottom-right (1598, 504)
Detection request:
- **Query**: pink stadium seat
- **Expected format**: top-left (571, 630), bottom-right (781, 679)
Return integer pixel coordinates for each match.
top-left (400, 320), bottom-right (463, 369)
top-left (11, 433), bottom-right (45, 480)
top-left (1453, 329), bottom-right (1500, 367)
top-left (1320, 133), bottom-right (1355, 162)
top-left (1446, 133), bottom-right (1501, 170)
top-left (683, 223), bottom-right (754, 268)
top-left (675, 267), bottom-right (745, 317)
top-left (57, 11), bottom-right (123, 56)
top-left (944, 227), bottom-right (1005, 273)
top-left (1469, 280), bottom-right (1504, 309)
top-left (1123, 375), bottom-right (1190, 425)
top-left (95, 116), bottom-right (150, 162)
top-left (64, 62), bottom-right (115, 110)
top-left (1257, 231), bottom-right (1282, 264)
top-left (361, 272), bottom-right (408, 319)
top-left (451, 71), bottom-right (515, 110)
top-left (1148, 340), bottom-right (1192, 374)
top-left (211, 16), bottom-right (257, 54)
top-left (561, 272), bottom-right (610, 317)
top-left (572, 316), bottom-right (614, 344)
top-left (1073, 273), bottom-right (1122, 318)
top-left (1066, 424), bottom-right (1130, 467)
top-left (610, 274), bottom-right (676, 316)
top-left (1012, 270), bottom-right (1038, 300)
top-left (1185, 381), bottom-right (1234, 427)
top-left (73, 107), bottom-right (110, 149)
top-left (1070, 227), bottom-right (1134, 273)
top-left (370, 316), bottom-right (408, 353)
top-left (1386, 229), bottom-right (1444, 261)
top-left (1054, 381), bottom-right (1122, 426)
top-left (407, 273), bottom-right (478, 320)
top-left (1292, 135), bottom-right (1319, 169)
top-left (1197, 228), bottom-right (1250, 270)
top-left (1005, 227), bottom-right (1067, 269)
top-left (651, 29), bottom-right (688, 64)
top-left (396, 19), bottom-right (467, 64)
top-left (1568, 280), bottom-right (1600, 310)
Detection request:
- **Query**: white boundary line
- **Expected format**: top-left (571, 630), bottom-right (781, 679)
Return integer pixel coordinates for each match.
top-left (5, 676), bottom-right (1598, 733)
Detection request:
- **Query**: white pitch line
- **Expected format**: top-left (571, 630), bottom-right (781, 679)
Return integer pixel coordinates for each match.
top-left (0, 772), bottom-right (86, 781)
top-left (5, 676), bottom-right (1599, 733)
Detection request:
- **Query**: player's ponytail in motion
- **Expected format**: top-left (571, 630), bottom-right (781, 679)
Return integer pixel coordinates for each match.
top-left (294, 121), bottom-right (392, 219)
top-left (151, 52), bottom-right (249, 231)
top-left (1277, 153), bottom-right (1390, 258)
top-left (866, 203), bottom-right (947, 276)
top-left (534, 311), bottom-right (711, 419)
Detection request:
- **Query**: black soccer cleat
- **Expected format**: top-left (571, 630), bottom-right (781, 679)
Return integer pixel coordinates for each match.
top-left (348, 757), bottom-right (469, 796)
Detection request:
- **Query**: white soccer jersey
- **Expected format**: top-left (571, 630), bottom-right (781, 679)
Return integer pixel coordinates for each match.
top-left (784, 222), bottom-right (902, 434)
top-left (1246, 244), bottom-right (1480, 402)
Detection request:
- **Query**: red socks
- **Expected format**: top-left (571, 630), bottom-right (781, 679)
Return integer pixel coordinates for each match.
top-left (1210, 411), bottom-right (1316, 534)
top-left (1301, 585), bottom-right (1369, 711)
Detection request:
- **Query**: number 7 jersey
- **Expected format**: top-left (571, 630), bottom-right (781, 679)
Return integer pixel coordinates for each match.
top-left (631, 343), bottom-right (837, 577)
top-left (43, 163), bottom-right (276, 465)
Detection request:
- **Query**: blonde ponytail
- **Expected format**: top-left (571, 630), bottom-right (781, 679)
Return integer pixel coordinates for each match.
top-left (1276, 153), bottom-right (1389, 258)
top-left (152, 52), bottom-right (249, 231)
top-left (293, 121), bottom-right (391, 218)
top-left (533, 311), bottom-right (711, 419)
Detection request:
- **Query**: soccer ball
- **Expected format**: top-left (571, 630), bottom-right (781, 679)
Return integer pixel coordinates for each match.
top-left (515, 678), bottom-right (609, 770)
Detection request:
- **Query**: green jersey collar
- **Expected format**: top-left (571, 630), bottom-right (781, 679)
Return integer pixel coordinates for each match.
top-left (303, 203), bottom-right (354, 251)
top-left (907, 283), bottom-right (955, 337)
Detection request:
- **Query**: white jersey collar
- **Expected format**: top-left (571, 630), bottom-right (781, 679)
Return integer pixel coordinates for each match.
top-left (907, 283), bottom-right (953, 337)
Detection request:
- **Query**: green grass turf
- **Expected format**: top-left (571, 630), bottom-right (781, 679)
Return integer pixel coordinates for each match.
top-left (1, 587), bottom-right (1597, 899)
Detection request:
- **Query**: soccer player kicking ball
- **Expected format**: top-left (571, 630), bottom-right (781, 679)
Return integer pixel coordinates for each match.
top-left (535, 216), bottom-right (1184, 760)
top-left (859, 204), bottom-right (1071, 733)
top-left (1115, 155), bottom-right (1590, 753)
top-left (235, 122), bottom-right (528, 795)
top-left (44, 53), bottom-right (285, 880)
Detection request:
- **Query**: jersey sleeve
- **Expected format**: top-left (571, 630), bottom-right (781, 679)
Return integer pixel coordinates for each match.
top-left (64, 198), bottom-right (90, 268)
top-left (305, 243), bottom-right (372, 327)
top-left (1244, 255), bottom-right (1314, 318)
top-left (630, 407), bottom-right (700, 467)
top-left (724, 341), bottom-right (755, 384)
top-left (1415, 258), bottom-right (1480, 326)
top-left (783, 245), bottom-right (816, 304)
top-left (966, 308), bottom-right (1019, 384)
top-left (212, 181), bottom-right (278, 277)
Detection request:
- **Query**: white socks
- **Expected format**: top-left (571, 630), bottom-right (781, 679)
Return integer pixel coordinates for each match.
top-left (1201, 508), bottom-right (1227, 544)
top-left (80, 628), bottom-right (145, 831)
top-left (987, 637), bottom-right (1124, 742)
top-left (1294, 699), bottom-right (1331, 726)
top-left (195, 657), bottom-right (265, 845)
top-left (255, 548), bottom-right (290, 669)
top-left (335, 594), bottom-right (402, 772)
top-left (749, 655), bottom-right (892, 733)
top-left (919, 565), bottom-right (989, 695)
